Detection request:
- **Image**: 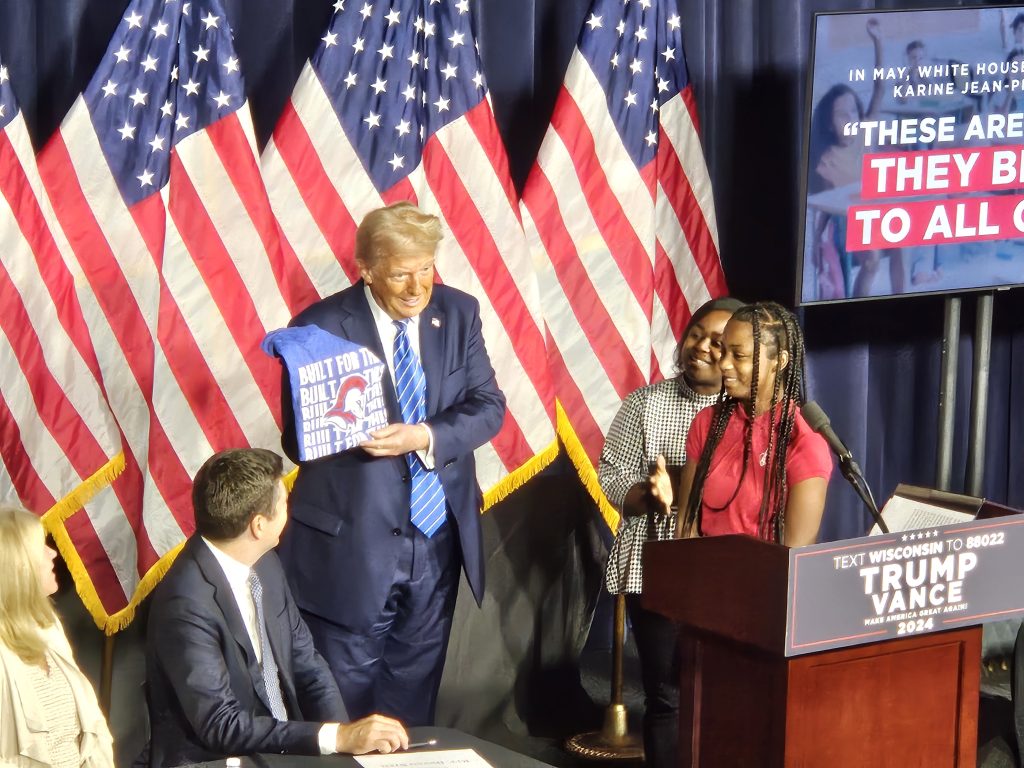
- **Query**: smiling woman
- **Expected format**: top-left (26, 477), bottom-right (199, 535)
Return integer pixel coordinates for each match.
top-left (652, 303), bottom-right (833, 548)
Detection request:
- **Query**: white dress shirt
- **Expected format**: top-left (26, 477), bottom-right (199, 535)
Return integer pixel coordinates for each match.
top-left (363, 283), bottom-right (436, 466)
top-left (200, 539), bottom-right (339, 754)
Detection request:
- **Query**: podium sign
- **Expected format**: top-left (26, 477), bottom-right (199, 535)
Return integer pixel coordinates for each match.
top-left (786, 513), bottom-right (1024, 656)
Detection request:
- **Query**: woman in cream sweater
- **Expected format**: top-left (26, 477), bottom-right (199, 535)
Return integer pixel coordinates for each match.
top-left (0, 506), bottom-right (113, 767)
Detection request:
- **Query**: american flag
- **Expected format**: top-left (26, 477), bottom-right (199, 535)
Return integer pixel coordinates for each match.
top-left (262, 0), bottom-right (557, 499)
top-left (520, 0), bottom-right (727, 530)
top-left (0, 55), bottom-right (138, 617)
top-left (36, 0), bottom-right (304, 629)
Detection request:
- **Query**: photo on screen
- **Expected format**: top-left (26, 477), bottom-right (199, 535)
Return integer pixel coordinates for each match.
top-left (798, 6), bottom-right (1024, 305)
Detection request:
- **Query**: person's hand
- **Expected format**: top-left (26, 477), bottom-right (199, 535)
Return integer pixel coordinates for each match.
top-left (647, 455), bottom-right (673, 515)
top-left (866, 18), bottom-right (881, 41)
top-left (335, 714), bottom-right (409, 754)
top-left (360, 423), bottom-right (430, 457)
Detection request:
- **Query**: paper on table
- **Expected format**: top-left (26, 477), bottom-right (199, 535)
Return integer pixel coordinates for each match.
top-left (355, 749), bottom-right (494, 768)
top-left (868, 494), bottom-right (974, 536)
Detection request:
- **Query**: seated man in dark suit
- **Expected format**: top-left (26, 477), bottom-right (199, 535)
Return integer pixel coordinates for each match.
top-left (145, 448), bottom-right (408, 767)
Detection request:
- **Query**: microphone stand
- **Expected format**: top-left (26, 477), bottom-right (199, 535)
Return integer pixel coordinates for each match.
top-left (836, 452), bottom-right (888, 535)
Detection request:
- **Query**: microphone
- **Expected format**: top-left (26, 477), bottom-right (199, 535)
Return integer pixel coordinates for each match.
top-left (801, 401), bottom-right (888, 535)
top-left (801, 400), bottom-right (852, 461)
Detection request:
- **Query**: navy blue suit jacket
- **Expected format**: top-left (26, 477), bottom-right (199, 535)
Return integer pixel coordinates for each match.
top-left (145, 537), bottom-right (347, 767)
top-left (278, 282), bottom-right (505, 632)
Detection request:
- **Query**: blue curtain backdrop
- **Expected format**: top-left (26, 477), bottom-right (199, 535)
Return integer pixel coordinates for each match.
top-left (5, 0), bottom-right (1023, 750)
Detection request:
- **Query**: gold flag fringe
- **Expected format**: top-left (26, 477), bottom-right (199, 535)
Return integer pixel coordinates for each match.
top-left (482, 437), bottom-right (558, 510)
top-left (555, 401), bottom-right (620, 534)
top-left (37, 453), bottom-right (189, 634)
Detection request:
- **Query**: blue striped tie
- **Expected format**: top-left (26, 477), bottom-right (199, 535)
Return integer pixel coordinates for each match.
top-left (393, 319), bottom-right (447, 536)
top-left (247, 570), bottom-right (288, 721)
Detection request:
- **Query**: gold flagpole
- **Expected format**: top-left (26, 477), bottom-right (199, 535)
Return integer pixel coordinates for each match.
top-left (564, 593), bottom-right (643, 760)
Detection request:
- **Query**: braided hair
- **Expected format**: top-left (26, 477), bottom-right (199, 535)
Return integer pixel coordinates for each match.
top-left (681, 302), bottom-right (808, 543)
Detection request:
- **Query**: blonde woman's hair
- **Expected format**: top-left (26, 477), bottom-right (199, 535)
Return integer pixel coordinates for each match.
top-left (0, 506), bottom-right (57, 663)
top-left (354, 202), bottom-right (443, 266)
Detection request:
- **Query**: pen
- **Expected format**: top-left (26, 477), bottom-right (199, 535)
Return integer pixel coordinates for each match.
top-left (406, 739), bottom-right (438, 750)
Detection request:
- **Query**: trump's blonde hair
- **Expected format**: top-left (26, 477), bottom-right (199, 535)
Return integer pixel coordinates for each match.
top-left (0, 506), bottom-right (56, 663)
top-left (354, 202), bottom-right (443, 266)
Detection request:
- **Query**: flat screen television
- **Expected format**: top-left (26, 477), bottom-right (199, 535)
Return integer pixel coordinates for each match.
top-left (798, 5), bottom-right (1024, 304)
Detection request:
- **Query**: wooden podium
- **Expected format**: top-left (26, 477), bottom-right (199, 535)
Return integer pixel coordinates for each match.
top-left (643, 535), bottom-right (981, 767)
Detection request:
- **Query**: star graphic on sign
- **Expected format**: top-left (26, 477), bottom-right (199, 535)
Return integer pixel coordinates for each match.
top-left (364, 111), bottom-right (381, 129)
top-left (149, 134), bottom-right (166, 152)
top-left (396, 119), bottom-right (411, 136)
top-left (137, 169), bottom-right (155, 187)
top-left (586, 14), bottom-right (602, 30)
top-left (344, 71), bottom-right (358, 88)
top-left (901, 534), bottom-right (908, 542)
top-left (224, 56), bottom-right (240, 74)
top-left (644, 131), bottom-right (657, 146)
top-left (160, 100), bottom-right (174, 116)
top-left (434, 95), bottom-right (450, 112)
top-left (175, 113), bottom-right (190, 130)
top-left (379, 43), bottom-right (394, 61)
top-left (388, 153), bottom-right (404, 171)
top-left (118, 119), bottom-right (136, 141)
top-left (213, 90), bottom-right (231, 108)
top-left (441, 62), bottom-right (457, 80)
top-left (152, 19), bottom-right (169, 38)
top-left (183, 79), bottom-right (201, 96)
top-left (668, 14), bottom-right (681, 30)
top-left (142, 55), bottom-right (159, 72)
top-left (125, 11), bottom-right (143, 29)
top-left (129, 88), bottom-right (148, 107)
top-left (194, 45), bottom-right (210, 63)
top-left (360, 2), bottom-right (372, 20)
top-left (624, 91), bottom-right (637, 107)
top-left (102, 79), bottom-right (118, 98)
top-left (629, 58), bottom-right (642, 75)
top-left (201, 11), bottom-right (219, 29)
top-left (449, 31), bottom-right (465, 48)
top-left (385, 8), bottom-right (400, 25)
top-left (662, 46), bottom-right (676, 62)
top-left (323, 31), bottom-right (338, 48)
top-left (371, 77), bottom-right (387, 94)
top-left (114, 46), bottom-right (131, 63)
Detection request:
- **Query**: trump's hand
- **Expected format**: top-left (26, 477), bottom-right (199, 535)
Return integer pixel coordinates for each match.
top-left (361, 423), bottom-right (430, 457)
top-left (335, 714), bottom-right (409, 754)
